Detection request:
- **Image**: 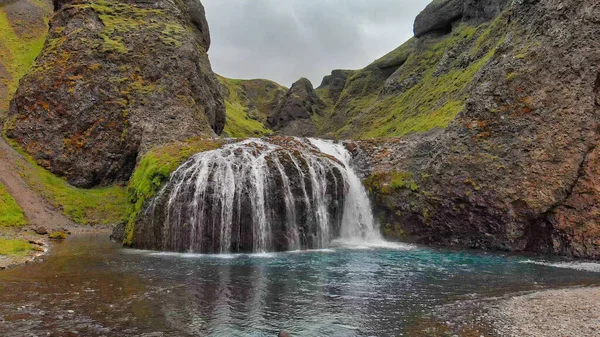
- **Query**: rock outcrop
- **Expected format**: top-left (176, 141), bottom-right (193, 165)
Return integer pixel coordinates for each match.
top-left (317, 69), bottom-right (353, 105)
top-left (414, 0), bottom-right (511, 38)
top-left (5, 0), bottom-right (225, 188)
top-left (267, 78), bottom-right (325, 137)
top-left (352, 0), bottom-right (600, 259)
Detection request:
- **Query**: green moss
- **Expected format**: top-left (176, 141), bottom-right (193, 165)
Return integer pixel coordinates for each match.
top-left (0, 182), bottom-right (26, 227)
top-left (0, 238), bottom-right (34, 257)
top-left (364, 171), bottom-right (419, 194)
top-left (124, 138), bottom-right (224, 245)
top-left (4, 136), bottom-right (127, 225)
top-left (48, 231), bottom-right (69, 240)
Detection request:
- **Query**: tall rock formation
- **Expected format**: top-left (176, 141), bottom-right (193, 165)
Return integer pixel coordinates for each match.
top-left (267, 78), bottom-right (325, 137)
top-left (5, 0), bottom-right (225, 188)
top-left (352, 0), bottom-right (600, 259)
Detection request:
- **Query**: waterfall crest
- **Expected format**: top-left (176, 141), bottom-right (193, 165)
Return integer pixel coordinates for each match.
top-left (134, 137), bottom-right (381, 253)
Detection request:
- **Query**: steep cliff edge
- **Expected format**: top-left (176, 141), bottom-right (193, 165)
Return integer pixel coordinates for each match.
top-left (5, 0), bottom-right (225, 188)
top-left (351, 0), bottom-right (600, 258)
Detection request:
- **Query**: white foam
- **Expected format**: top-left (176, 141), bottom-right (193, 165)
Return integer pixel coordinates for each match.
top-left (520, 260), bottom-right (600, 273)
top-left (330, 238), bottom-right (415, 251)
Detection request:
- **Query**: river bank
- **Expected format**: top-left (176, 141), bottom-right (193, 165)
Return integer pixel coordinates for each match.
top-left (0, 224), bottom-right (113, 270)
top-left (491, 286), bottom-right (600, 337)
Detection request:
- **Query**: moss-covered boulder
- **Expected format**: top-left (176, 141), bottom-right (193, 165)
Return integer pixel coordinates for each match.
top-left (5, 0), bottom-right (225, 188)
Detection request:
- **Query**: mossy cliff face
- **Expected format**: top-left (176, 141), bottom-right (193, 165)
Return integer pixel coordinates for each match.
top-left (219, 76), bottom-right (285, 138)
top-left (5, 0), bottom-right (225, 188)
top-left (351, 0), bottom-right (600, 258)
top-left (0, 0), bottom-right (52, 116)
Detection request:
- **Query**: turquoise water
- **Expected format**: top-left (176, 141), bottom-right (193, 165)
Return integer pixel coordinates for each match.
top-left (0, 234), bottom-right (598, 336)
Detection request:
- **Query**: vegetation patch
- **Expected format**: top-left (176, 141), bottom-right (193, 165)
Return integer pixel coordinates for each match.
top-left (0, 182), bottom-right (26, 227)
top-left (124, 138), bottom-right (225, 245)
top-left (364, 171), bottom-right (420, 194)
top-left (0, 238), bottom-right (34, 257)
top-left (48, 231), bottom-right (69, 240)
top-left (4, 137), bottom-right (127, 225)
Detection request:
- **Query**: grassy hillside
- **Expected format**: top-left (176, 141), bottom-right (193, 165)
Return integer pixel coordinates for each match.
top-left (219, 76), bottom-right (286, 138)
top-left (318, 18), bottom-right (508, 139)
top-left (0, 182), bottom-right (26, 227)
top-left (4, 136), bottom-right (127, 225)
top-left (0, 0), bottom-right (52, 116)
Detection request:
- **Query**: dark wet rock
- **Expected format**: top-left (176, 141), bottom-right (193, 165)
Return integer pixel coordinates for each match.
top-left (5, 0), bottom-right (225, 188)
top-left (352, 0), bottom-right (600, 259)
top-left (34, 227), bottom-right (48, 235)
top-left (110, 222), bottom-right (126, 243)
top-left (267, 78), bottom-right (326, 137)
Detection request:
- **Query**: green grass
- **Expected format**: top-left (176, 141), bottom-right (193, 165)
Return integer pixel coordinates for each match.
top-left (321, 20), bottom-right (509, 139)
top-left (5, 137), bottom-right (127, 225)
top-left (124, 138), bottom-right (224, 245)
top-left (0, 238), bottom-right (34, 257)
top-left (223, 100), bottom-right (273, 138)
top-left (0, 182), bottom-right (26, 227)
top-left (0, 2), bottom-right (52, 114)
top-left (219, 76), bottom-right (286, 138)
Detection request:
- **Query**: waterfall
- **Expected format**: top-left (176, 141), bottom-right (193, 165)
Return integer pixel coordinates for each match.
top-left (134, 137), bottom-right (382, 253)
top-left (307, 138), bottom-right (383, 243)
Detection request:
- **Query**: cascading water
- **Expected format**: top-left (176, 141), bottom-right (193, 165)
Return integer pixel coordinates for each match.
top-left (134, 137), bottom-right (382, 253)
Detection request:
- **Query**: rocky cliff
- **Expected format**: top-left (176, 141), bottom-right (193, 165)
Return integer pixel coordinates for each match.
top-left (5, 0), bottom-right (225, 188)
top-left (267, 78), bottom-right (326, 137)
top-left (0, 0), bottom-right (52, 115)
top-left (349, 0), bottom-right (600, 258)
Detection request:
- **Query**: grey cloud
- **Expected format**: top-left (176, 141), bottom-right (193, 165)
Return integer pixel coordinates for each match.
top-left (203, 0), bottom-right (430, 87)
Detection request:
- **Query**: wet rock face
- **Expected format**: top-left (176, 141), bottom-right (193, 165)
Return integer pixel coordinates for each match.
top-left (414, 0), bottom-right (510, 37)
top-left (134, 137), bottom-right (346, 253)
top-left (356, 0), bottom-right (600, 258)
top-left (6, 0), bottom-right (225, 188)
top-left (267, 78), bottom-right (326, 137)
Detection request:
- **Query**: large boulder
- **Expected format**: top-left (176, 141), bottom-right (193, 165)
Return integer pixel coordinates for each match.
top-left (356, 0), bottom-right (600, 258)
top-left (267, 78), bottom-right (326, 137)
top-left (5, 0), bottom-right (225, 188)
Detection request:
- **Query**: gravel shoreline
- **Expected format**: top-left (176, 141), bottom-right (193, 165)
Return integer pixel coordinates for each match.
top-left (492, 286), bottom-right (600, 337)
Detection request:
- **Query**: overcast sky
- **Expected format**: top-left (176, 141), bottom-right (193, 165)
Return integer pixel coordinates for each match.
top-left (202, 0), bottom-right (430, 87)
